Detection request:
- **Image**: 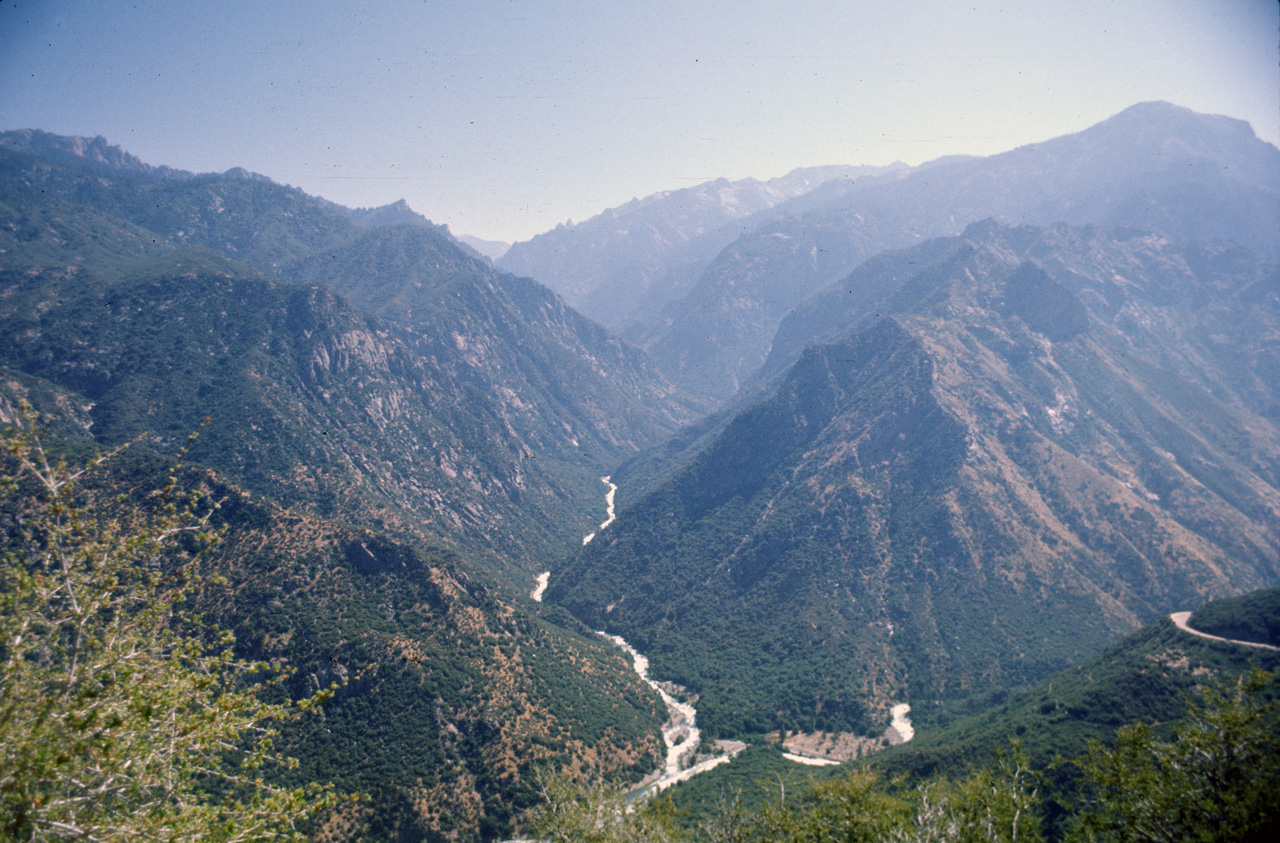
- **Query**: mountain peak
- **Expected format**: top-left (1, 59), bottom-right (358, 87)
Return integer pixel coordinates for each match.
top-left (1070, 100), bottom-right (1274, 166)
top-left (1109, 99), bottom-right (1245, 129)
top-left (960, 217), bottom-right (1004, 242)
top-left (338, 198), bottom-right (444, 232)
top-left (220, 166), bottom-right (275, 183)
top-left (1, 128), bottom-right (168, 177)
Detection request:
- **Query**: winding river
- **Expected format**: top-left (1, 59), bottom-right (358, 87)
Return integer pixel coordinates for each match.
top-left (581, 475), bottom-right (617, 545)
top-left (532, 475), bottom-right (912, 791)
top-left (598, 634), bottom-right (739, 793)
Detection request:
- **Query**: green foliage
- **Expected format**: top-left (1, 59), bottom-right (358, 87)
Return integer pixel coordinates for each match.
top-left (873, 612), bottom-right (1280, 788)
top-left (750, 769), bottom-right (911, 843)
top-left (531, 669), bottom-right (1279, 841)
top-left (891, 744), bottom-right (1043, 843)
top-left (734, 749), bottom-right (1042, 843)
top-left (1188, 588), bottom-right (1280, 647)
top-left (528, 772), bottom-right (683, 843)
top-left (0, 410), bottom-right (342, 841)
top-left (1073, 669), bottom-right (1280, 842)
top-left (664, 745), bottom-right (842, 831)
top-left (532, 752), bottom-right (1043, 843)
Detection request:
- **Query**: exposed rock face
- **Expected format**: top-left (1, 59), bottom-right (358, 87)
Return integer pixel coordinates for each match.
top-left (282, 223), bottom-right (706, 464)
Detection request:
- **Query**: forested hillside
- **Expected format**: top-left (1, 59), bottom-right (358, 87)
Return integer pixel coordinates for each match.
top-left (3, 107), bottom-right (1278, 842)
top-left (550, 219), bottom-right (1280, 739)
top-left (0, 131), bottom-right (686, 841)
top-left (585, 589), bottom-right (1280, 842)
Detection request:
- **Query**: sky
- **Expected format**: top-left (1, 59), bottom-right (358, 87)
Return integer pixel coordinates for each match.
top-left (1, 0), bottom-right (1277, 243)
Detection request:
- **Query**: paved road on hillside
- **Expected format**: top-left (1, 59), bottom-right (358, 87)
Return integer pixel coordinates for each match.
top-left (1169, 611), bottom-right (1280, 652)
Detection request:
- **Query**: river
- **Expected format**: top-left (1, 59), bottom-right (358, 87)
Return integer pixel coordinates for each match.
top-left (532, 474), bottom-right (911, 791)
top-left (582, 475), bottom-right (617, 545)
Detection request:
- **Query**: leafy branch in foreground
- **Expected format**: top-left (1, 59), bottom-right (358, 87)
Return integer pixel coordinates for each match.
top-left (1074, 668), bottom-right (1280, 843)
top-left (527, 771), bottom-right (682, 843)
top-left (0, 408), bottom-right (347, 841)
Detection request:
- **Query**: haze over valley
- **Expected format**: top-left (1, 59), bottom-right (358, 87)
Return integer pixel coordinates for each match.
top-left (2, 3), bottom-right (1278, 840)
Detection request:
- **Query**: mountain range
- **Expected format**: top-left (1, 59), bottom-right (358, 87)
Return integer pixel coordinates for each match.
top-left (498, 164), bottom-right (895, 331)
top-left (502, 102), bottom-right (1280, 402)
top-left (549, 217), bottom-right (1280, 739)
top-left (2, 102), bottom-right (1278, 842)
top-left (0, 128), bottom-right (703, 576)
top-left (0, 128), bottom-right (690, 840)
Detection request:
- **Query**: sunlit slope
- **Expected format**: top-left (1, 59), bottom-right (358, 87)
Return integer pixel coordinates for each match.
top-left (282, 222), bottom-right (705, 464)
top-left (550, 221), bottom-right (1280, 738)
top-left (0, 130), bottom-right (703, 511)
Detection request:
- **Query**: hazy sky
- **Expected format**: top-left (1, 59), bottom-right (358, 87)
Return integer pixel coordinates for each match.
top-left (2, 0), bottom-right (1277, 242)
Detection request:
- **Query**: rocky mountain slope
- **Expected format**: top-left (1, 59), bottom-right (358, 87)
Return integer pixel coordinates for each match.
top-left (282, 223), bottom-right (700, 465)
top-left (0, 130), bottom-right (703, 573)
top-left (548, 220), bottom-right (1280, 738)
top-left (0, 133), bottom-right (688, 841)
top-left (623, 102), bottom-right (1280, 401)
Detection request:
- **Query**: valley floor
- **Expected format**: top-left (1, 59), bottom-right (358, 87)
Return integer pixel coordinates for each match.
top-left (542, 477), bottom-right (916, 791)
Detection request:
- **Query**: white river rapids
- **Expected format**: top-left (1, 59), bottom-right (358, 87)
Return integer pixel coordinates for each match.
top-left (582, 475), bottom-right (617, 545)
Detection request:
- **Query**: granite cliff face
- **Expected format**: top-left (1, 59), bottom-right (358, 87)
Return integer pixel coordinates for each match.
top-left (550, 221), bottom-right (1280, 737)
top-left (283, 222), bottom-right (705, 464)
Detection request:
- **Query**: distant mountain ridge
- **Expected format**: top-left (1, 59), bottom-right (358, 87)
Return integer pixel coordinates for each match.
top-left (337, 197), bottom-right (446, 231)
top-left (498, 164), bottom-right (899, 329)
top-left (586, 102), bottom-right (1280, 401)
top-left (1, 128), bottom-right (197, 181)
top-left (457, 233), bottom-right (511, 262)
top-left (2, 128), bottom-right (511, 269)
